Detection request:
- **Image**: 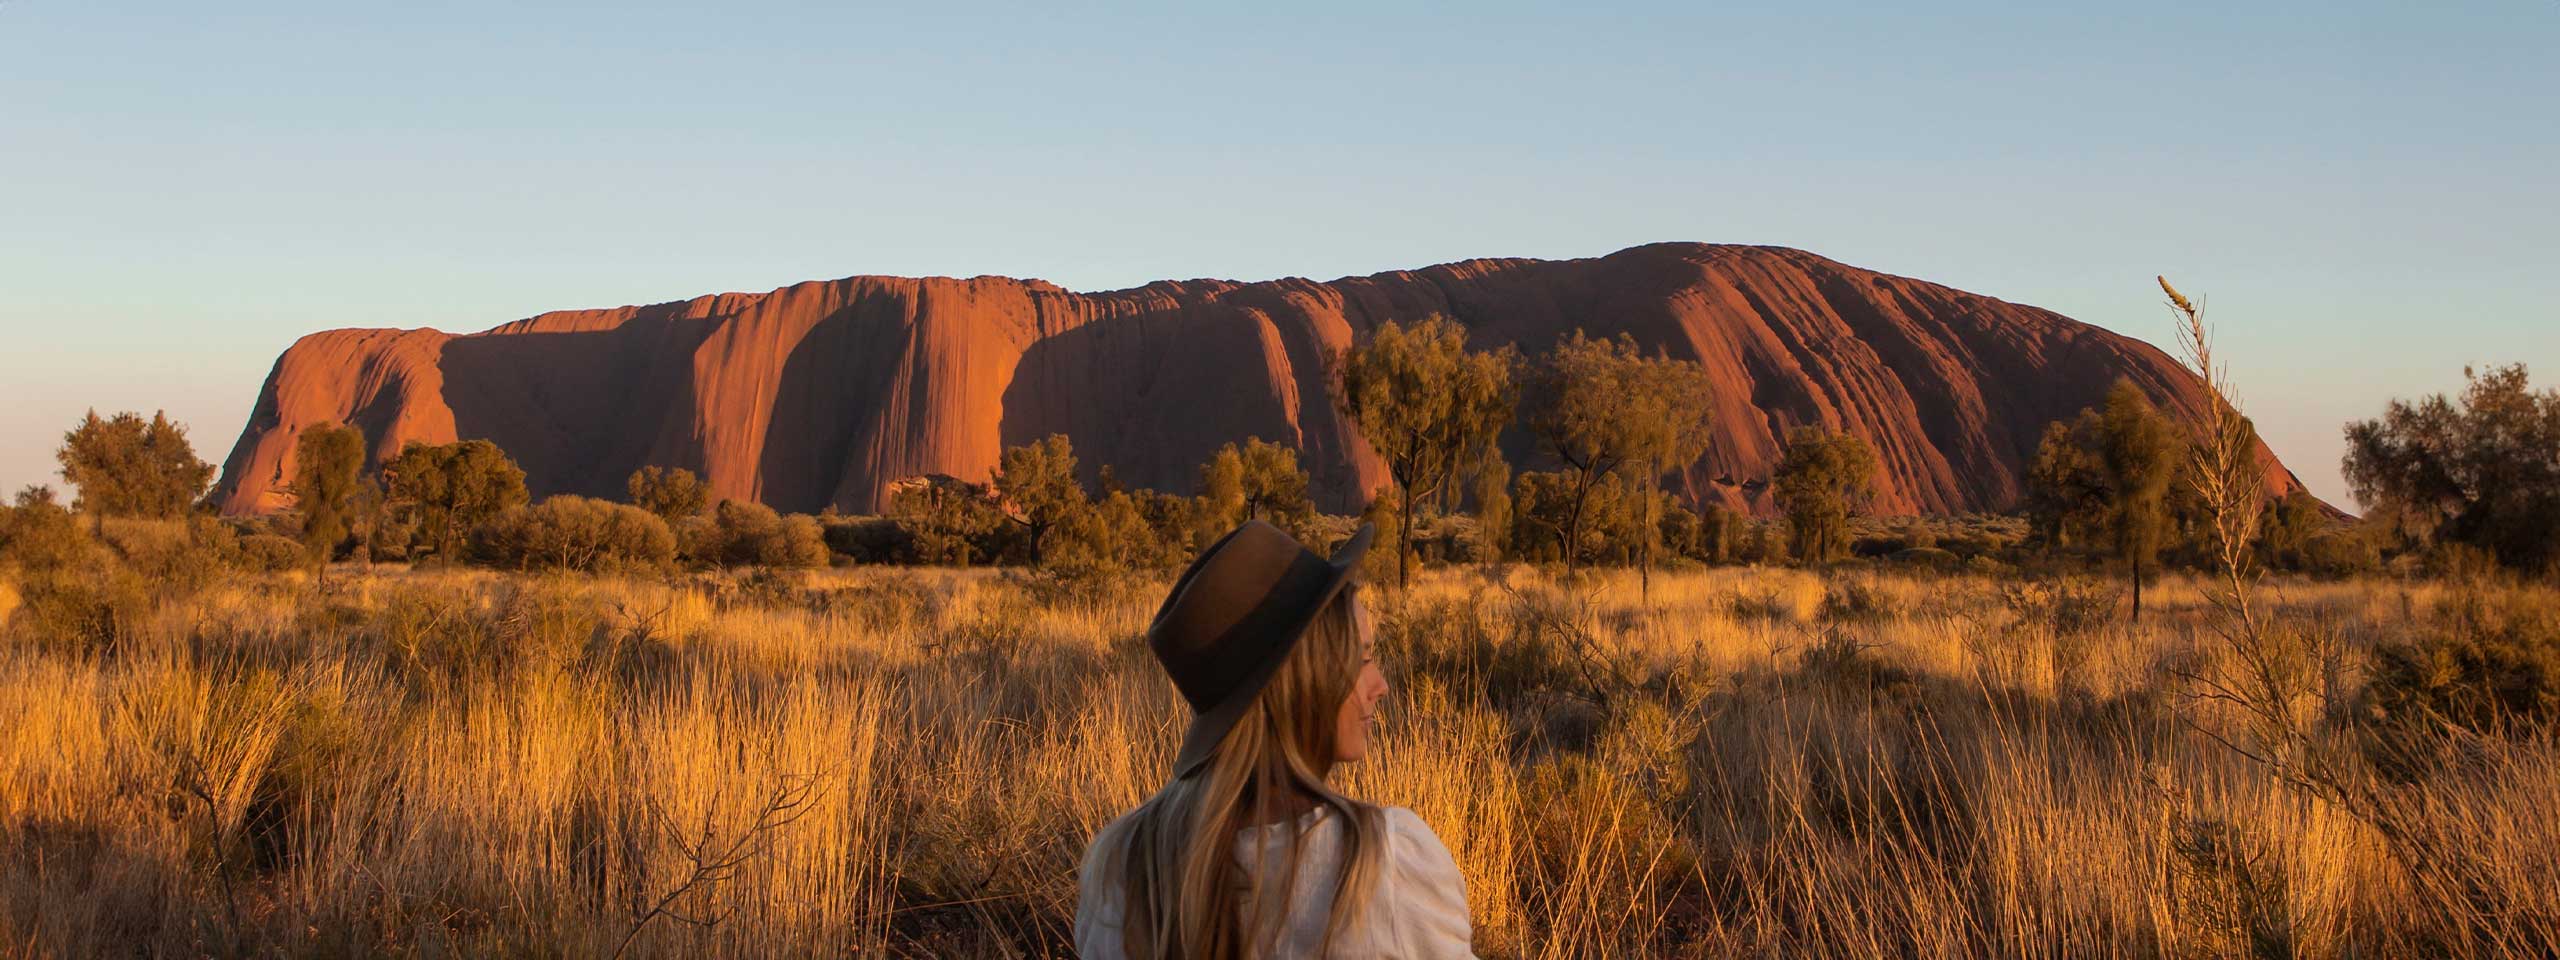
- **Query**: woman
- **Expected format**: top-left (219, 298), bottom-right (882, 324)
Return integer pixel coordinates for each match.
top-left (1075, 520), bottom-right (1476, 959)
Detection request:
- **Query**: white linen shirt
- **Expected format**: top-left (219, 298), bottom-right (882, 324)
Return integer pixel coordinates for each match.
top-left (1074, 805), bottom-right (1477, 959)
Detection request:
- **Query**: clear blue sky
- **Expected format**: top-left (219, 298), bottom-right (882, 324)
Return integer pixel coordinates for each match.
top-left (4, 1), bottom-right (2553, 509)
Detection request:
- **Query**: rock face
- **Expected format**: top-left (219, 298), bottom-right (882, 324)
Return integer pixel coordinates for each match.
top-left (213, 243), bottom-right (2311, 517)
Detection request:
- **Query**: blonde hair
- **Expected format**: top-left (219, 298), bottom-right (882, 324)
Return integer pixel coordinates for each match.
top-left (1101, 586), bottom-right (1385, 958)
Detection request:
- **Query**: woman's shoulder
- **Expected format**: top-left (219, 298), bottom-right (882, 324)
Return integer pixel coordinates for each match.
top-left (1377, 807), bottom-right (1457, 870)
top-left (1075, 811), bottom-right (1139, 958)
top-left (1382, 808), bottom-right (1464, 885)
top-left (1363, 806), bottom-right (1475, 957)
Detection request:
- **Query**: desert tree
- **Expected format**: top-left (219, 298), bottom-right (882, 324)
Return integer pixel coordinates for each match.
top-left (1195, 437), bottom-right (1315, 540)
top-left (2096, 380), bottom-right (2181, 622)
top-left (383, 439), bottom-right (529, 564)
top-left (1333, 316), bottom-right (1517, 590)
top-left (1625, 348), bottom-right (1715, 595)
top-left (1772, 425), bottom-right (1877, 566)
top-left (627, 465), bottom-right (710, 522)
top-left (2344, 363), bottom-right (2560, 574)
top-left (290, 423), bottom-right (367, 582)
top-left (1234, 438), bottom-right (1313, 528)
top-left (993, 434), bottom-right (1089, 565)
top-left (56, 409), bottom-right (216, 530)
top-left (1196, 444), bottom-right (1245, 539)
top-left (2022, 413), bottom-right (2109, 549)
top-left (1524, 331), bottom-right (1711, 585)
top-left (887, 475), bottom-right (1006, 566)
top-left (2258, 489), bottom-right (2326, 571)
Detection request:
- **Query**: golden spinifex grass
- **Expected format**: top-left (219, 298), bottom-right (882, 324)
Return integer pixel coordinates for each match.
top-left (0, 564), bottom-right (2552, 957)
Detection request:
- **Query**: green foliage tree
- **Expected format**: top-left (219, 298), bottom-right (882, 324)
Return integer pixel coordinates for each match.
top-left (383, 439), bottom-right (530, 563)
top-left (994, 434), bottom-right (1091, 565)
top-left (1051, 488), bottom-right (1191, 573)
top-left (2344, 364), bottom-right (2560, 574)
top-left (888, 475), bottom-right (1008, 566)
top-left (1511, 469), bottom-right (1645, 567)
top-left (2022, 414), bottom-right (2109, 549)
top-left (1334, 316), bottom-right (1517, 589)
top-left (2096, 381), bottom-right (2181, 622)
top-left (291, 423), bottom-right (368, 580)
top-left (55, 410), bottom-right (215, 527)
top-left (1196, 437), bottom-right (1315, 541)
top-left (1626, 350), bottom-right (1715, 591)
top-left (1522, 330), bottom-right (1715, 585)
top-left (627, 466), bottom-right (710, 522)
top-left (2258, 490), bottom-right (2326, 571)
top-left (1772, 425), bottom-right (1877, 566)
top-left (1196, 444), bottom-right (1245, 538)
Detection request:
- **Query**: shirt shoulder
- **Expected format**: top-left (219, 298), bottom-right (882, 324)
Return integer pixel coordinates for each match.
top-left (1372, 807), bottom-right (1476, 958)
top-left (1076, 813), bottom-right (1136, 958)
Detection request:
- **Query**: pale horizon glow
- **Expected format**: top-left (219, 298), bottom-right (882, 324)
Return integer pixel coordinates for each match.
top-left (3, 2), bottom-right (2554, 511)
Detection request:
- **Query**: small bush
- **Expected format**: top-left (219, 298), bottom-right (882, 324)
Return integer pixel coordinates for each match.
top-left (2302, 530), bottom-right (2381, 578)
top-left (1, 493), bottom-right (153, 651)
top-left (691, 501), bottom-right (829, 568)
top-left (473, 496), bottom-right (676, 573)
top-left (1888, 546), bottom-right (1961, 570)
top-left (1819, 576), bottom-right (1900, 623)
top-left (2365, 586), bottom-right (2560, 741)
top-left (1997, 577), bottom-right (2117, 640)
top-left (824, 515), bottom-right (916, 564)
top-left (232, 534), bottom-right (307, 574)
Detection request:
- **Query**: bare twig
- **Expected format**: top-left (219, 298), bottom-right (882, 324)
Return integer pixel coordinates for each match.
top-left (610, 771), bottom-right (828, 960)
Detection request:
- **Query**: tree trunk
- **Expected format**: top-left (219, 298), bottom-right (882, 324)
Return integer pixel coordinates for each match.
top-left (1562, 466), bottom-right (1593, 581)
top-left (1639, 463), bottom-right (1656, 604)
top-left (2131, 555), bottom-right (2144, 624)
top-left (1396, 482), bottom-right (1414, 591)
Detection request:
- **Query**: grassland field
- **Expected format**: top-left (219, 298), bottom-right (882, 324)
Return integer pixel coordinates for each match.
top-left (0, 559), bottom-right (2553, 958)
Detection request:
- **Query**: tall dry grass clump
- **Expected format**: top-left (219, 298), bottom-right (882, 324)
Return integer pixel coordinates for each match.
top-left (0, 558), bottom-right (2554, 956)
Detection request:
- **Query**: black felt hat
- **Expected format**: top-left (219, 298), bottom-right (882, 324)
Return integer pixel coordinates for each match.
top-left (1146, 519), bottom-right (1373, 779)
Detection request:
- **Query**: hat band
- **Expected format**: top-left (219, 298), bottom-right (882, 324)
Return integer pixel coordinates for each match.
top-left (1169, 547), bottom-right (1340, 712)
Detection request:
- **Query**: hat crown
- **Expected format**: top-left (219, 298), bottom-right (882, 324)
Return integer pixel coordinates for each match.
top-left (1147, 521), bottom-right (1333, 710)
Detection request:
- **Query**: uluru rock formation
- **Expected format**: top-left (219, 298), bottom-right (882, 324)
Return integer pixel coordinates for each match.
top-left (213, 243), bottom-right (2312, 517)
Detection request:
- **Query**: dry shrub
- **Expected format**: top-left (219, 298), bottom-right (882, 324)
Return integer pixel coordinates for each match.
top-left (231, 533), bottom-right (305, 573)
top-left (1817, 575), bottom-right (1900, 623)
top-left (475, 496), bottom-right (678, 573)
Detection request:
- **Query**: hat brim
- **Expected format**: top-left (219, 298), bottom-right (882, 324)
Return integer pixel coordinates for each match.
top-left (1168, 523), bottom-right (1373, 780)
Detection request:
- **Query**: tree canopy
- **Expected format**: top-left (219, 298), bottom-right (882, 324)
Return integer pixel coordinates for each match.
top-left (384, 439), bottom-right (529, 562)
top-left (291, 423), bottom-right (368, 573)
top-left (627, 466), bottom-right (710, 521)
top-left (1334, 316), bottom-right (1517, 589)
top-left (2345, 363), bottom-right (2560, 573)
top-left (2095, 381), bottom-right (2181, 620)
top-left (993, 434), bottom-right (1089, 565)
top-left (1522, 329), bottom-right (1714, 582)
top-left (1772, 425), bottom-right (1877, 565)
top-left (1196, 437), bottom-right (1314, 541)
top-left (56, 410), bottom-right (214, 521)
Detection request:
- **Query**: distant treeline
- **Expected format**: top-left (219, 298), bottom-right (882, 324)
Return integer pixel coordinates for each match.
top-left (7, 331), bottom-right (2556, 595)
